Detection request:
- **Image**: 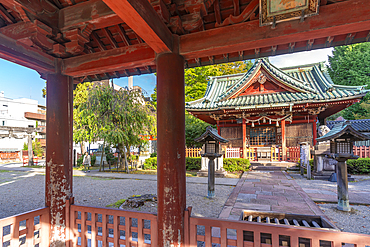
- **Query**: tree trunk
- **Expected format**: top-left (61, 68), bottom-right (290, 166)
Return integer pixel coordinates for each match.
top-left (122, 144), bottom-right (129, 174)
top-left (80, 142), bottom-right (85, 155)
top-left (99, 140), bottom-right (106, 172)
top-left (28, 134), bottom-right (34, 166)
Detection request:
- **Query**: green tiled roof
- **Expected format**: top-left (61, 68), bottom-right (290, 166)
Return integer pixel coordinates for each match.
top-left (186, 59), bottom-right (368, 111)
top-left (316, 121), bottom-right (369, 142)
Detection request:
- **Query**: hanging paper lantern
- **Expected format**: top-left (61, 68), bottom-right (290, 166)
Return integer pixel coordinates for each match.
top-left (251, 122), bottom-right (255, 127)
top-left (269, 119), bottom-right (271, 124)
top-left (276, 121), bottom-right (279, 127)
top-left (263, 117), bottom-right (266, 123)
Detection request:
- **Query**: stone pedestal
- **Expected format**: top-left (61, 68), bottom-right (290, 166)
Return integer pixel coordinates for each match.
top-left (197, 155), bottom-right (227, 177)
top-left (300, 142), bottom-right (310, 179)
top-left (312, 143), bottom-right (337, 180)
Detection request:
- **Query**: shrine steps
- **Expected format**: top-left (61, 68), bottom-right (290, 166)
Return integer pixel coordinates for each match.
top-left (250, 161), bottom-right (298, 171)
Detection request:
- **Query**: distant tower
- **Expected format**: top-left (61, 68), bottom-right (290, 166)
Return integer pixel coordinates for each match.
top-left (128, 76), bottom-right (133, 90)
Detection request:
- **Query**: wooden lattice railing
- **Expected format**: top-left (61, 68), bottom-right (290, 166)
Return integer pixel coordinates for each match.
top-left (69, 204), bottom-right (157, 247)
top-left (185, 148), bottom-right (202, 158)
top-left (353, 146), bottom-right (370, 158)
top-left (0, 207), bottom-right (49, 247)
top-left (188, 214), bottom-right (370, 247)
top-left (225, 147), bottom-right (242, 158)
top-left (287, 146), bottom-right (300, 162)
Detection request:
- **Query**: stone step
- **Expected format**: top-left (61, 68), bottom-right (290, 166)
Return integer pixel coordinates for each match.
top-left (250, 161), bottom-right (298, 168)
top-left (251, 166), bottom-right (286, 171)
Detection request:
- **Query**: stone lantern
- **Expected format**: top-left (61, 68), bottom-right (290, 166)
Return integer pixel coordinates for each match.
top-left (195, 126), bottom-right (229, 198)
top-left (316, 121), bottom-right (369, 211)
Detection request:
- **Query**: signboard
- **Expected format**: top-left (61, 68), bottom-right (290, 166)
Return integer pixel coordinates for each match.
top-left (260, 0), bottom-right (319, 27)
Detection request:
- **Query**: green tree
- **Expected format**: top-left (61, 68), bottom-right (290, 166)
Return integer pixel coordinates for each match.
top-left (73, 82), bottom-right (96, 154)
top-left (77, 84), bottom-right (156, 172)
top-left (23, 140), bottom-right (44, 157)
top-left (327, 43), bottom-right (370, 119)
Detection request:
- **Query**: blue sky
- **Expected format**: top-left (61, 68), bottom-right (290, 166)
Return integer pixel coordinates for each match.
top-left (0, 48), bottom-right (333, 106)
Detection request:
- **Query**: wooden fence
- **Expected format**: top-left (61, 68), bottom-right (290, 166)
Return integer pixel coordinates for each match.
top-left (69, 204), bottom-right (158, 247)
top-left (185, 148), bottom-right (202, 158)
top-left (188, 212), bottom-right (370, 247)
top-left (225, 147), bottom-right (242, 158)
top-left (353, 146), bottom-right (370, 158)
top-left (0, 151), bottom-right (20, 160)
top-left (0, 207), bottom-right (50, 247)
top-left (287, 146), bottom-right (300, 162)
top-left (3, 204), bottom-right (370, 247)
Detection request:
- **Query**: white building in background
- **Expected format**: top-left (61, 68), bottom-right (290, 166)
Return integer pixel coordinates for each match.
top-left (0, 91), bottom-right (45, 152)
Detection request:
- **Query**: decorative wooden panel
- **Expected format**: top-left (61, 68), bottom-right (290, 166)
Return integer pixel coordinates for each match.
top-left (286, 123), bottom-right (313, 147)
top-left (220, 126), bottom-right (242, 147)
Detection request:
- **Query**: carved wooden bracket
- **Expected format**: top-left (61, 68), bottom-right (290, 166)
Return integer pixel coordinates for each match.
top-left (308, 105), bottom-right (327, 115)
top-left (0, 20), bottom-right (54, 51)
top-left (62, 24), bottom-right (94, 55)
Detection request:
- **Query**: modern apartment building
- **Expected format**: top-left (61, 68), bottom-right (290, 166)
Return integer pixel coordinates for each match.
top-left (0, 91), bottom-right (46, 159)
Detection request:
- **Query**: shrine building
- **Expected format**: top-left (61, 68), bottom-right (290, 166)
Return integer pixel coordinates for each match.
top-left (186, 59), bottom-right (368, 161)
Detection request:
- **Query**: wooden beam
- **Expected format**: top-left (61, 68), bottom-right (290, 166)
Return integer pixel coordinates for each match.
top-left (1, 0), bottom-right (59, 28)
top-left (102, 0), bottom-right (173, 53)
top-left (59, 0), bottom-right (122, 31)
top-left (180, 0), bottom-right (370, 60)
top-left (62, 43), bottom-right (155, 77)
top-left (0, 33), bottom-right (55, 73)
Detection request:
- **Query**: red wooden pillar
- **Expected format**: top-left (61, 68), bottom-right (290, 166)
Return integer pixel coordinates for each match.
top-left (156, 52), bottom-right (186, 247)
top-left (313, 116), bottom-right (317, 146)
top-left (217, 120), bottom-right (220, 135)
top-left (281, 119), bottom-right (286, 161)
top-left (242, 119), bottom-right (246, 158)
top-left (45, 71), bottom-right (73, 245)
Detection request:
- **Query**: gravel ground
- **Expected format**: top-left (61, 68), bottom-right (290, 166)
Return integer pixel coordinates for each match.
top-left (0, 171), bottom-right (234, 219)
top-left (318, 203), bottom-right (370, 235)
top-left (288, 172), bottom-right (370, 235)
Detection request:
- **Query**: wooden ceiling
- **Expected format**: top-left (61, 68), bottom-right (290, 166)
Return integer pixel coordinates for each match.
top-left (0, 0), bottom-right (369, 82)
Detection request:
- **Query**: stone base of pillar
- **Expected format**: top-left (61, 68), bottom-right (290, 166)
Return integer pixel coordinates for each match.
top-left (337, 199), bottom-right (350, 211)
top-left (208, 190), bottom-right (215, 199)
top-left (197, 170), bottom-right (227, 177)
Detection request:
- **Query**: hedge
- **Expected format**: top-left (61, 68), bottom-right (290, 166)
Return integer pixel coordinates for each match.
top-left (347, 158), bottom-right (370, 174)
top-left (144, 157), bottom-right (250, 172)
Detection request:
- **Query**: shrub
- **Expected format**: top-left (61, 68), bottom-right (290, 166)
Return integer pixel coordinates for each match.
top-left (77, 156), bottom-right (84, 166)
top-left (186, 157), bottom-right (201, 170)
top-left (223, 158), bottom-right (250, 172)
top-left (347, 158), bottom-right (370, 174)
top-left (143, 156), bottom-right (251, 172)
top-left (150, 152), bottom-right (157, 158)
top-left (144, 157), bottom-right (157, 170)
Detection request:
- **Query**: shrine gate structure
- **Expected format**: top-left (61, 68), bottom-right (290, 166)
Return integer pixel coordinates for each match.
top-left (0, 0), bottom-right (370, 246)
top-left (186, 59), bottom-right (368, 161)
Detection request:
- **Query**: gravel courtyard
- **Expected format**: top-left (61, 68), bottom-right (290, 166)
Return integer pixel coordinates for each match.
top-left (0, 171), bottom-right (234, 219)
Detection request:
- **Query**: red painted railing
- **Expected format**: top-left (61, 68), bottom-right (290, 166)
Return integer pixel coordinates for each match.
top-left (287, 146), bottom-right (300, 162)
top-left (353, 146), bottom-right (370, 158)
top-left (69, 204), bottom-right (158, 247)
top-left (0, 208), bottom-right (50, 247)
top-left (188, 213), bottom-right (370, 247)
top-left (68, 204), bottom-right (370, 247)
top-left (6, 203), bottom-right (369, 247)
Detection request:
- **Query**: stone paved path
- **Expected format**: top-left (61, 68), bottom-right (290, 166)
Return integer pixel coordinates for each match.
top-left (290, 173), bottom-right (370, 205)
top-left (219, 171), bottom-right (324, 220)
